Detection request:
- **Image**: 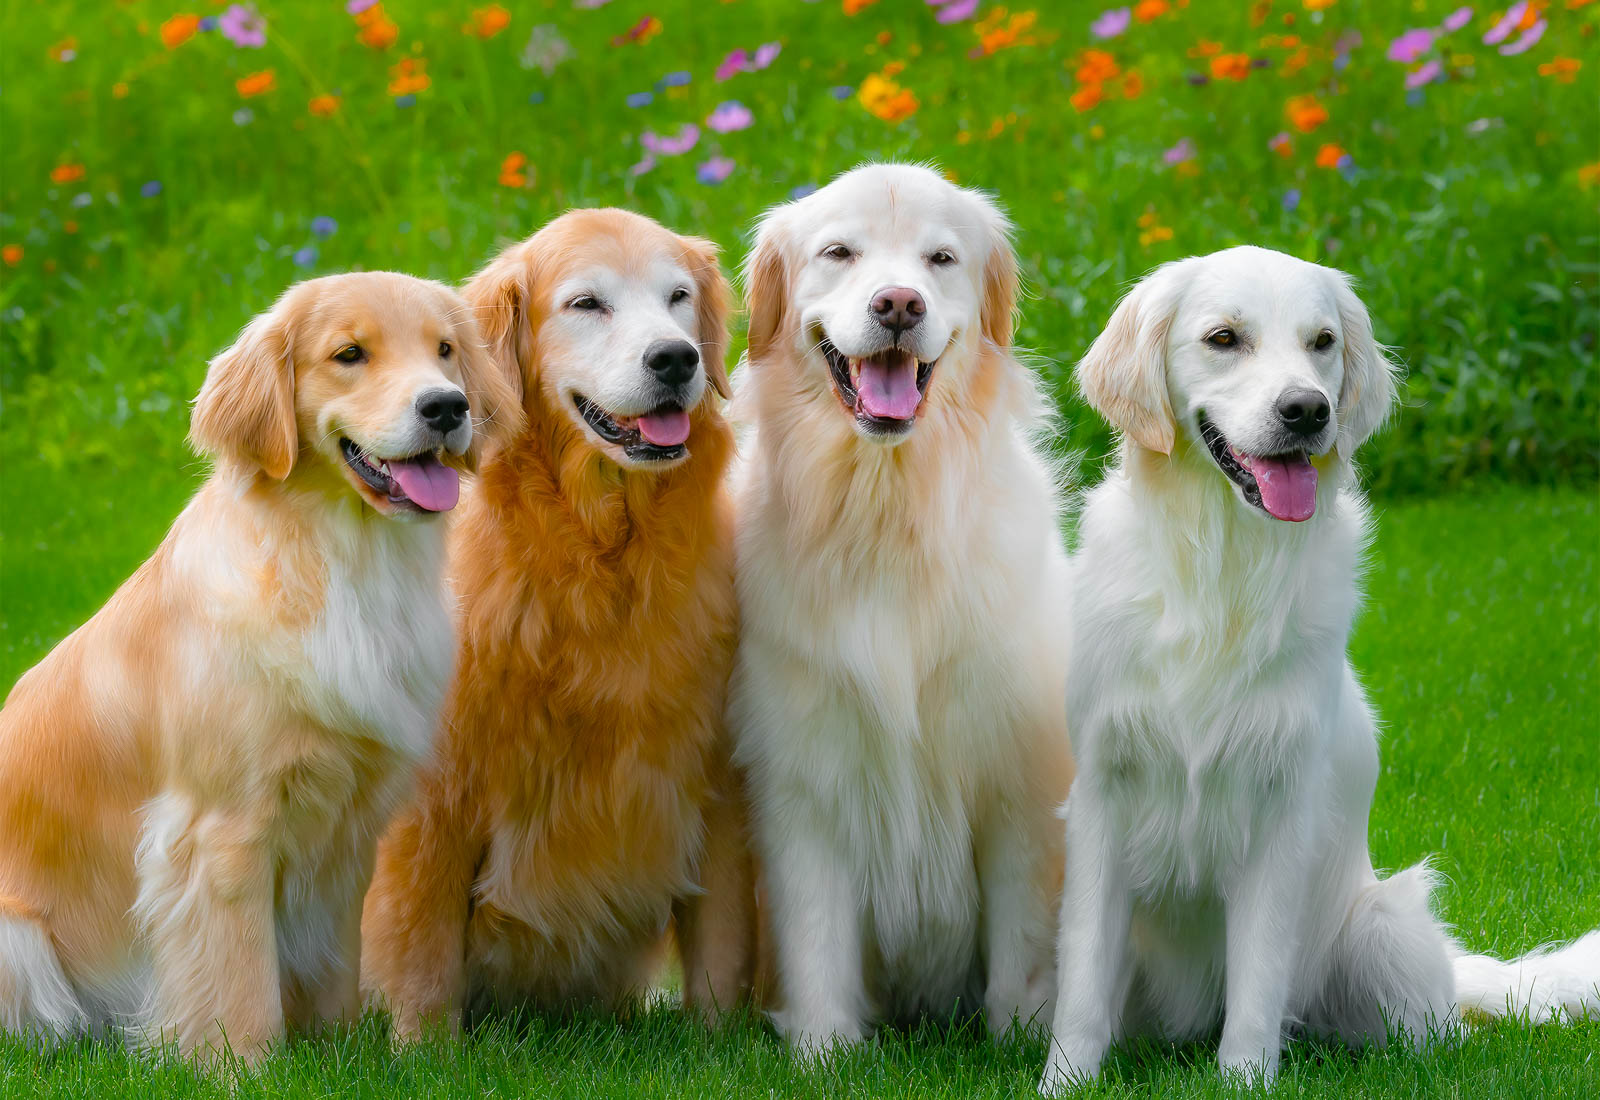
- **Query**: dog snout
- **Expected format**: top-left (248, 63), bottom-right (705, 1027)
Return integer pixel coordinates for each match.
top-left (1275, 388), bottom-right (1331, 439)
top-left (643, 339), bottom-right (701, 388)
top-left (870, 286), bottom-right (925, 339)
top-left (417, 388), bottom-right (470, 435)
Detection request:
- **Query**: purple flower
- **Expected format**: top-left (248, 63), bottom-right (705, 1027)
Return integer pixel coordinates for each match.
top-left (1499, 19), bottom-right (1545, 55)
top-left (715, 49), bottom-right (749, 82)
top-left (1440, 6), bottom-right (1473, 33)
top-left (1405, 60), bottom-right (1443, 89)
top-left (929, 0), bottom-right (980, 22)
top-left (1282, 188), bottom-right (1300, 212)
top-left (1386, 28), bottom-right (1434, 63)
top-left (219, 4), bottom-right (265, 48)
top-left (629, 154), bottom-right (656, 177)
top-left (626, 91), bottom-right (654, 108)
top-left (830, 85), bottom-right (854, 100)
top-left (789, 183), bottom-right (817, 200)
top-left (706, 100), bottom-right (753, 133)
top-left (1184, 72), bottom-right (1209, 86)
top-left (641, 124), bottom-right (700, 156)
top-left (1482, 3), bottom-right (1525, 45)
top-left (346, 0), bottom-right (378, 13)
top-left (311, 216), bottom-right (338, 238)
top-left (293, 246), bottom-right (318, 268)
top-left (1337, 155), bottom-right (1358, 182)
top-left (1163, 138), bottom-right (1196, 165)
top-left (752, 42), bottom-right (781, 69)
top-left (140, 180), bottom-right (162, 198)
top-left (696, 157), bottom-right (736, 185)
top-left (661, 70), bottom-right (692, 87)
top-left (199, 16), bottom-right (218, 31)
top-left (1090, 8), bottom-right (1131, 40)
top-left (716, 42), bottom-right (780, 81)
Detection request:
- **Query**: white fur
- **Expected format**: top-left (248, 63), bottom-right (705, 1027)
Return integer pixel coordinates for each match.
top-left (730, 164), bottom-right (1072, 1054)
top-left (1041, 247), bottom-right (1599, 1092)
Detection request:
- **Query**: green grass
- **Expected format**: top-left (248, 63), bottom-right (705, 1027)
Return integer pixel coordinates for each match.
top-left (3, 487), bottom-right (1595, 1098)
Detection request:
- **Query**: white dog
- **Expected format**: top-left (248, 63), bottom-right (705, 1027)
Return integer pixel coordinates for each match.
top-left (728, 164), bottom-right (1075, 1052)
top-left (1041, 246), bottom-right (1600, 1090)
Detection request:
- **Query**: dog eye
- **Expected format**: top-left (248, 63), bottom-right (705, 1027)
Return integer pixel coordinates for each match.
top-left (332, 344), bottom-right (365, 364)
top-left (569, 295), bottom-right (603, 311)
top-left (670, 287), bottom-right (691, 305)
top-left (1205, 328), bottom-right (1238, 349)
top-left (438, 341), bottom-right (453, 359)
top-left (822, 244), bottom-right (853, 261)
top-left (928, 249), bottom-right (956, 266)
top-left (1314, 331), bottom-right (1335, 350)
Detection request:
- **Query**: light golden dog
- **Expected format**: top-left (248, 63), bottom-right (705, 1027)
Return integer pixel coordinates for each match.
top-left (0, 273), bottom-right (518, 1061)
top-left (360, 209), bottom-right (756, 1037)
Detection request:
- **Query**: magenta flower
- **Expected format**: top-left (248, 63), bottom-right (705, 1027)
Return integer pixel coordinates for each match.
top-left (1163, 138), bottom-right (1196, 166)
top-left (1440, 7), bottom-right (1473, 33)
top-left (641, 124), bottom-right (700, 156)
top-left (927, 0), bottom-right (980, 22)
top-left (1090, 8), bottom-right (1131, 40)
top-left (716, 42), bottom-right (781, 81)
top-left (696, 156), bottom-right (736, 185)
top-left (706, 101), bottom-right (753, 133)
top-left (1482, 2), bottom-right (1525, 45)
top-left (1386, 28), bottom-right (1434, 63)
top-left (219, 4), bottom-right (266, 48)
top-left (1405, 60), bottom-right (1443, 89)
top-left (345, 0), bottom-right (377, 14)
top-left (1499, 19), bottom-right (1545, 55)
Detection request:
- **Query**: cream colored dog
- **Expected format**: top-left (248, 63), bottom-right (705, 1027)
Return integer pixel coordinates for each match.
top-left (728, 164), bottom-right (1074, 1053)
top-left (0, 273), bottom-right (516, 1061)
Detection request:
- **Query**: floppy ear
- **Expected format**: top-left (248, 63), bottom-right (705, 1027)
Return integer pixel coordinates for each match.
top-left (461, 243), bottom-right (532, 411)
top-left (682, 235), bottom-right (733, 399)
top-left (449, 301), bottom-right (526, 470)
top-left (191, 304), bottom-right (298, 479)
top-left (1332, 273), bottom-right (1398, 458)
top-left (742, 212), bottom-right (792, 364)
top-left (1076, 264), bottom-right (1185, 456)
top-left (974, 193), bottom-right (1020, 349)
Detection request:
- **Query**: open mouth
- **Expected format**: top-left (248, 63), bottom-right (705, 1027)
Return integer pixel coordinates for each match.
top-left (340, 438), bottom-right (460, 513)
top-left (573, 394), bottom-right (691, 462)
top-left (821, 337), bottom-right (936, 436)
top-left (1197, 412), bottom-right (1318, 523)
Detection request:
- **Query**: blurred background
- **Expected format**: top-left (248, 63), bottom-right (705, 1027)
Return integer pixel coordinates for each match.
top-left (2, 1), bottom-right (1597, 676)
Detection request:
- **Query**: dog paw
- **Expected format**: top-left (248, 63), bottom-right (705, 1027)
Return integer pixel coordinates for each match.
top-left (1038, 1041), bottom-right (1105, 1095)
top-left (1217, 1050), bottom-right (1279, 1088)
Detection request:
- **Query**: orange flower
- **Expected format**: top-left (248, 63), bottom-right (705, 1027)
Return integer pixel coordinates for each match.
top-left (1303, 0), bottom-right (1338, 9)
top-left (1285, 94), bottom-right (1328, 133)
top-left (160, 14), bottom-right (199, 49)
top-left (843, 0), bottom-right (879, 12)
top-left (1538, 57), bottom-right (1581, 83)
top-left (858, 71), bottom-right (918, 122)
top-left (974, 8), bottom-right (1039, 56)
top-left (356, 4), bottom-right (399, 50)
top-left (308, 94), bottom-right (340, 116)
top-left (1281, 45), bottom-right (1312, 76)
top-left (499, 152), bottom-right (528, 188)
top-left (236, 69), bottom-right (276, 98)
top-left (50, 162), bottom-right (85, 184)
top-left (388, 57), bottom-right (430, 96)
top-left (1269, 132), bottom-right (1294, 158)
top-left (112, 81), bottom-right (130, 98)
top-left (1210, 53), bottom-right (1251, 80)
top-left (1076, 49), bottom-right (1119, 84)
top-left (1122, 69), bottom-right (1145, 99)
top-left (1070, 82), bottom-right (1103, 112)
top-left (2, 244), bottom-right (22, 266)
top-left (64, 220), bottom-right (79, 235)
top-left (1314, 142), bottom-right (1346, 169)
top-left (464, 4), bottom-right (511, 38)
top-left (1578, 161), bottom-right (1600, 189)
top-left (1187, 39), bottom-right (1223, 58)
top-left (1133, 0), bottom-right (1168, 20)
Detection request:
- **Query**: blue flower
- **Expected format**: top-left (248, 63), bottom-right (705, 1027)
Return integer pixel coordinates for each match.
top-left (626, 91), bottom-right (654, 108)
top-left (661, 70), bottom-right (692, 86)
top-left (395, 94), bottom-right (416, 109)
top-left (1282, 188), bottom-right (1300, 212)
top-left (789, 183), bottom-right (817, 200)
top-left (830, 85), bottom-right (853, 100)
top-left (140, 180), bottom-right (163, 198)
top-left (528, 91), bottom-right (546, 105)
top-left (293, 246), bottom-right (318, 267)
top-left (311, 216), bottom-right (337, 238)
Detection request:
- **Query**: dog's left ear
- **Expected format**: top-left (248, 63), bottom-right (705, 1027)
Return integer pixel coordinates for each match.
top-left (1332, 273), bottom-right (1398, 459)
top-left (681, 235), bottom-right (733, 400)
top-left (446, 288), bottom-right (525, 471)
top-left (1076, 262), bottom-right (1187, 456)
top-left (973, 192), bottom-right (1019, 349)
top-left (191, 299), bottom-right (298, 479)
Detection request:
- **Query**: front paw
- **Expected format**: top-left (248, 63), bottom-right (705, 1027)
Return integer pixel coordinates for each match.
top-left (1217, 1047), bottom-right (1279, 1088)
top-left (986, 978), bottom-right (1054, 1040)
top-left (1038, 1032), bottom-right (1108, 1094)
top-left (776, 1011), bottom-right (866, 1063)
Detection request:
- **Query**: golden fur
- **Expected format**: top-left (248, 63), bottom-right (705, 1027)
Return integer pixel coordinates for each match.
top-left (360, 210), bottom-right (756, 1037)
top-left (0, 273), bottom-right (517, 1062)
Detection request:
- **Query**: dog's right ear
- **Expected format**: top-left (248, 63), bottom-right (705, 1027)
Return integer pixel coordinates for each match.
top-left (461, 243), bottom-right (532, 408)
top-left (1077, 264), bottom-right (1185, 456)
top-left (743, 211), bottom-right (792, 364)
top-left (191, 301), bottom-right (298, 479)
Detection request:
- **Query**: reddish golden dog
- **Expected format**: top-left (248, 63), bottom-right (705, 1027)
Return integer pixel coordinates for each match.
top-left (361, 210), bottom-right (756, 1037)
top-left (0, 273), bottom-right (517, 1061)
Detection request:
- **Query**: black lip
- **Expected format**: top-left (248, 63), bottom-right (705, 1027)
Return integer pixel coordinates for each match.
top-left (572, 394), bottom-right (688, 463)
top-left (339, 437), bottom-right (430, 512)
top-left (819, 336), bottom-right (935, 435)
top-left (1197, 412), bottom-right (1318, 516)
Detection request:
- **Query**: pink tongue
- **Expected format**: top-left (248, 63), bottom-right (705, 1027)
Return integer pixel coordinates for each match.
top-left (387, 455), bottom-right (460, 512)
top-left (856, 354), bottom-right (922, 420)
top-left (637, 408), bottom-right (691, 447)
top-left (1245, 453), bottom-right (1318, 522)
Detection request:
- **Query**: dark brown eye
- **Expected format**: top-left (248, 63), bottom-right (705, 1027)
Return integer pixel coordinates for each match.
top-left (1205, 328), bottom-right (1237, 349)
top-left (438, 341), bottom-right (452, 359)
top-left (823, 244), bottom-right (853, 261)
top-left (569, 295), bottom-right (603, 311)
top-left (670, 287), bottom-right (691, 305)
top-left (929, 249), bottom-right (956, 266)
top-left (1314, 331), bottom-right (1335, 350)
top-left (333, 344), bottom-right (364, 364)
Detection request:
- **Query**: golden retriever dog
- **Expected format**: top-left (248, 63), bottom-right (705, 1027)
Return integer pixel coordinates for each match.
top-left (0, 272), bottom-right (517, 1061)
top-left (727, 164), bottom-right (1074, 1053)
top-left (360, 209), bottom-right (756, 1037)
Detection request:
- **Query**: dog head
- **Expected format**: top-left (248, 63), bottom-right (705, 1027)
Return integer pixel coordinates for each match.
top-left (1078, 245), bottom-right (1396, 522)
top-left (463, 208), bottom-right (731, 471)
top-left (744, 162), bottom-right (1018, 445)
top-left (191, 272), bottom-right (519, 517)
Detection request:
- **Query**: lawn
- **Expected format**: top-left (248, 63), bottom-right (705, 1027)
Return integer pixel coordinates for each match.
top-left (2, 0), bottom-right (1598, 1096)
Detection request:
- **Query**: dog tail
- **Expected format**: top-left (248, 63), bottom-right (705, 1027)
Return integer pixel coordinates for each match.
top-left (0, 908), bottom-right (90, 1040)
top-left (1453, 930), bottom-right (1600, 1023)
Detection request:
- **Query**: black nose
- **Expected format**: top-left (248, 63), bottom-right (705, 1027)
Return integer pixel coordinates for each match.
top-left (417, 389), bottom-right (469, 434)
top-left (870, 286), bottom-right (925, 338)
top-left (644, 339), bottom-right (700, 387)
top-left (1276, 388), bottom-right (1331, 438)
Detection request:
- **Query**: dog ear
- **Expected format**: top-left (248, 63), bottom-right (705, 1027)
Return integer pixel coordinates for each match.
top-left (1332, 273), bottom-right (1398, 459)
top-left (191, 301), bottom-right (298, 479)
top-left (447, 289), bottom-right (525, 472)
top-left (461, 243), bottom-right (532, 411)
top-left (681, 235), bottom-right (733, 399)
top-left (1077, 265), bottom-right (1183, 456)
top-left (973, 192), bottom-right (1020, 349)
top-left (743, 212), bottom-right (791, 364)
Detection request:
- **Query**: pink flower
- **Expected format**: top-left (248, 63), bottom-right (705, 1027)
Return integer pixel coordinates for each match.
top-left (1405, 60), bottom-right (1443, 88)
top-left (1498, 19), bottom-right (1545, 55)
top-left (1386, 28), bottom-right (1434, 63)
top-left (696, 156), bottom-right (735, 185)
top-left (1482, 2), bottom-right (1525, 46)
top-left (345, 0), bottom-right (378, 13)
top-left (1440, 6), bottom-right (1473, 33)
top-left (1090, 7), bottom-right (1131, 40)
top-left (219, 4), bottom-right (266, 48)
top-left (715, 42), bottom-right (780, 81)
top-left (641, 124), bottom-right (699, 156)
top-left (706, 100), bottom-right (753, 133)
top-left (1163, 138), bottom-right (1196, 165)
top-left (927, 0), bottom-right (980, 22)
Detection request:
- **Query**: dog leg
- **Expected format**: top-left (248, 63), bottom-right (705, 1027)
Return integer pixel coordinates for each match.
top-left (0, 908), bottom-right (90, 1041)
top-left (978, 799), bottom-right (1059, 1040)
top-left (676, 762), bottom-right (758, 1020)
top-left (1040, 785), bottom-right (1131, 1094)
top-left (134, 792), bottom-right (282, 1064)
